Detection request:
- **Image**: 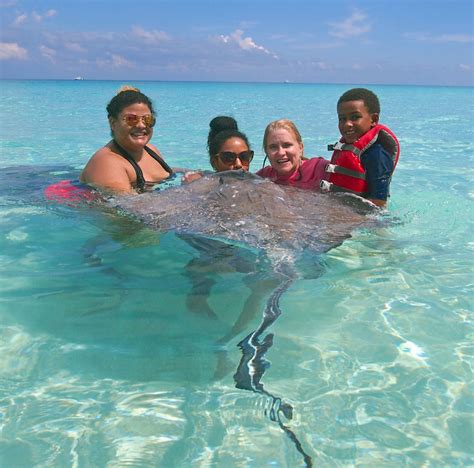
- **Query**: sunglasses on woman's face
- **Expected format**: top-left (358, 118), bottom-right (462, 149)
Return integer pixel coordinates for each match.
top-left (217, 150), bottom-right (254, 165)
top-left (121, 113), bottom-right (156, 128)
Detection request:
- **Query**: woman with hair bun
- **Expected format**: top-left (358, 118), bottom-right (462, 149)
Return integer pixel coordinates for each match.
top-left (207, 116), bottom-right (254, 172)
top-left (80, 85), bottom-right (173, 194)
top-left (181, 116), bottom-right (277, 354)
top-left (182, 115), bottom-right (254, 183)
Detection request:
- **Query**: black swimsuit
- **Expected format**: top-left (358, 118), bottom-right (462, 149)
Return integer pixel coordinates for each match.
top-left (113, 140), bottom-right (173, 192)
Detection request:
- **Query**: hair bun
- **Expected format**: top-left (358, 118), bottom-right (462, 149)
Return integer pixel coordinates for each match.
top-left (117, 85), bottom-right (140, 94)
top-left (209, 116), bottom-right (238, 135)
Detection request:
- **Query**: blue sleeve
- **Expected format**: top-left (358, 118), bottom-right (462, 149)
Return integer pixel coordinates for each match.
top-left (360, 143), bottom-right (394, 200)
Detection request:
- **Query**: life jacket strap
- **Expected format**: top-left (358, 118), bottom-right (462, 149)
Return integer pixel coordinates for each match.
top-left (320, 179), bottom-right (366, 196)
top-left (320, 180), bottom-right (333, 192)
top-left (325, 163), bottom-right (366, 180)
top-left (327, 142), bottom-right (361, 156)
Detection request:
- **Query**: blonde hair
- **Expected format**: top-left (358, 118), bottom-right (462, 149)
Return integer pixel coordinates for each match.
top-left (263, 119), bottom-right (303, 153)
top-left (117, 85), bottom-right (140, 94)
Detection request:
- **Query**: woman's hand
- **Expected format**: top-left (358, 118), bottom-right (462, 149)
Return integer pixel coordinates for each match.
top-left (182, 171), bottom-right (203, 184)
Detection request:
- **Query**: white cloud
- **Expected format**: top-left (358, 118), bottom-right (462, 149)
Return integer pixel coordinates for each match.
top-left (13, 13), bottom-right (27, 26)
top-left (110, 53), bottom-right (133, 67)
top-left (459, 63), bottom-right (471, 71)
top-left (32, 9), bottom-right (57, 22)
top-left (131, 26), bottom-right (170, 44)
top-left (309, 61), bottom-right (329, 70)
top-left (238, 20), bottom-right (258, 30)
top-left (97, 53), bottom-right (134, 69)
top-left (39, 45), bottom-right (56, 62)
top-left (436, 34), bottom-right (473, 43)
top-left (79, 31), bottom-right (117, 42)
top-left (0, 41), bottom-right (27, 59)
top-left (218, 29), bottom-right (277, 58)
top-left (12, 9), bottom-right (57, 26)
top-left (65, 42), bottom-right (86, 53)
top-left (328, 10), bottom-right (371, 39)
top-left (404, 32), bottom-right (474, 43)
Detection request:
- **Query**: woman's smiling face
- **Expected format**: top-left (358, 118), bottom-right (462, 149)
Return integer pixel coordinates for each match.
top-left (110, 102), bottom-right (154, 152)
top-left (265, 128), bottom-right (303, 176)
top-left (211, 137), bottom-right (251, 172)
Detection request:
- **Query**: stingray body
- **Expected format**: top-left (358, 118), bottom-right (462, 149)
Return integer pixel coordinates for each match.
top-left (113, 170), bottom-right (375, 254)
top-left (112, 170), bottom-right (377, 467)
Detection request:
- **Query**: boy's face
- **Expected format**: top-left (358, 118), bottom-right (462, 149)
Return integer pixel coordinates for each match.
top-left (337, 100), bottom-right (379, 143)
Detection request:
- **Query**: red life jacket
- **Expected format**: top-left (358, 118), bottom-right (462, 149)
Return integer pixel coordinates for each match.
top-left (321, 124), bottom-right (400, 195)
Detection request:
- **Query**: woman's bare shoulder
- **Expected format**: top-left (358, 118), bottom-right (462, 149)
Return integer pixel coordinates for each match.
top-left (84, 144), bottom-right (126, 170)
top-left (80, 144), bottom-right (133, 193)
top-left (89, 143), bottom-right (117, 161)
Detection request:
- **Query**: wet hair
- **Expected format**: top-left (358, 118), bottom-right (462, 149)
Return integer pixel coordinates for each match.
top-left (106, 85), bottom-right (155, 119)
top-left (337, 88), bottom-right (381, 114)
top-left (207, 116), bottom-right (251, 161)
top-left (262, 119), bottom-right (303, 153)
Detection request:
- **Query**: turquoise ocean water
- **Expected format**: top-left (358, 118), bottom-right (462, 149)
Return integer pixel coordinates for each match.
top-left (0, 80), bottom-right (473, 466)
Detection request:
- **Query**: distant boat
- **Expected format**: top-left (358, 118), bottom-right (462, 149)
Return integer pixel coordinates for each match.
top-left (74, 76), bottom-right (84, 81)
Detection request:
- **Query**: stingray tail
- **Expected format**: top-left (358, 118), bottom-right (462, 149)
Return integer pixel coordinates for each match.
top-left (233, 253), bottom-right (313, 467)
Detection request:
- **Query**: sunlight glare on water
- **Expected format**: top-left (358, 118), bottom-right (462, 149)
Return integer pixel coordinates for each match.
top-left (0, 81), bottom-right (473, 466)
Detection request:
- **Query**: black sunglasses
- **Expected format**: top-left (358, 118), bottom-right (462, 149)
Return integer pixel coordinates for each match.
top-left (217, 150), bottom-right (254, 164)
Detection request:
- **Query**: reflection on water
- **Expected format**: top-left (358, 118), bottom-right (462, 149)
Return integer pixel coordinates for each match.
top-left (1, 164), bottom-right (473, 466)
top-left (1, 80), bottom-right (473, 466)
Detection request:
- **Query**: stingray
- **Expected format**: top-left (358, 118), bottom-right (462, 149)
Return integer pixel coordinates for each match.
top-left (113, 170), bottom-right (378, 466)
top-left (113, 170), bottom-right (375, 254)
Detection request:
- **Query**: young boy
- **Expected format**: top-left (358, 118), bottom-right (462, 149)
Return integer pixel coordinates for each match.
top-left (322, 88), bottom-right (400, 207)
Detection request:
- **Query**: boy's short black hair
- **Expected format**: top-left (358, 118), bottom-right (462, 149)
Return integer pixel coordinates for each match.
top-left (337, 88), bottom-right (380, 114)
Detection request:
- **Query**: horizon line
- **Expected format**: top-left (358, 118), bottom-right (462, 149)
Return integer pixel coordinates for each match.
top-left (1, 77), bottom-right (472, 88)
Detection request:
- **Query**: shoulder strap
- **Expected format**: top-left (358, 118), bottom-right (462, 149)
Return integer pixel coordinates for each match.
top-left (144, 146), bottom-right (173, 175)
top-left (112, 140), bottom-right (146, 191)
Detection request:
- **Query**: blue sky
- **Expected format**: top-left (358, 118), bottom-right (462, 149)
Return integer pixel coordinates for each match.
top-left (1, 0), bottom-right (473, 86)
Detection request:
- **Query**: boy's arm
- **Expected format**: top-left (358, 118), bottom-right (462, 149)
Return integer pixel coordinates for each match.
top-left (361, 143), bottom-right (395, 207)
top-left (370, 198), bottom-right (387, 208)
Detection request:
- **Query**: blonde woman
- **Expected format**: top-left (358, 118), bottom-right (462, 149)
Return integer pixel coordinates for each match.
top-left (257, 119), bottom-right (328, 190)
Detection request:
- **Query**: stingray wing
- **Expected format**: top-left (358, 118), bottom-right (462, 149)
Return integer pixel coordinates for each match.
top-left (113, 170), bottom-right (376, 253)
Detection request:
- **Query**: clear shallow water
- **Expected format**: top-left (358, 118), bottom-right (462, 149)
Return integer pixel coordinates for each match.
top-left (0, 80), bottom-right (473, 466)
